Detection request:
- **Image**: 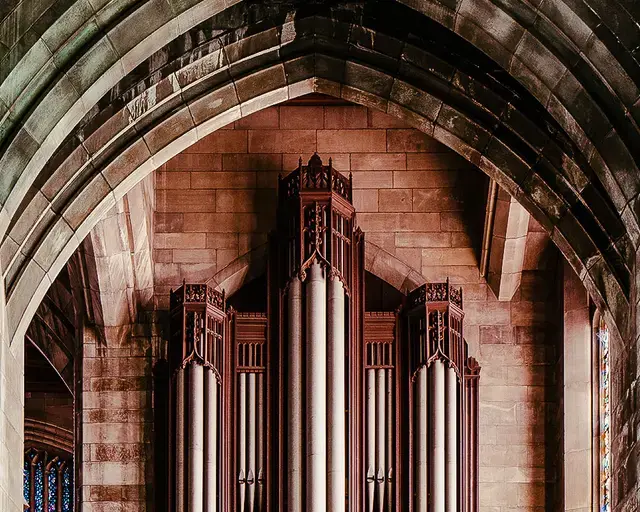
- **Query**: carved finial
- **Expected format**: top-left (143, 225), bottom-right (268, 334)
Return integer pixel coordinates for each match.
top-left (308, 152), bottom-right (323, 166)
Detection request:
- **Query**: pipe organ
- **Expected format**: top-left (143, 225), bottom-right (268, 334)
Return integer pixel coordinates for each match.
top-left (168, 154), bottom-right (480, 511)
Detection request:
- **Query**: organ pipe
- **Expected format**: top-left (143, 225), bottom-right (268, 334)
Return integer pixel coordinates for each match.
top-left (445, 366), bottom-right (457, 512)
top-left (431, 359), bottom-right (445, 512)
top-left (328, 276), bottom-right (346, 511)
top-left (306, 261), bottom-right (327, 511)
top-left (205, 368), bottom-right (218, 512)
top-left (287, 278), bottom-right (303, 510)
top-left (415, 367), bottom-right (428, 512)
top-left (176, 369), bottom-right (185, 512)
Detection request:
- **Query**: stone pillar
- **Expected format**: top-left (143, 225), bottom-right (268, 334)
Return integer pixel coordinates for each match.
top-left (305, 262), bottom-right (327, 511)
top-left (0, 274), bottom-right (24, 512)
top-left (327, 276), bottom-right (346, 512)
top-left (563, 261), bottom-right (592, 511)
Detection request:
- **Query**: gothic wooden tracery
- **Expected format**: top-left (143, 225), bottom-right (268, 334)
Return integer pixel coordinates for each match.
top-left (168, 154), bottom-right (481, 511)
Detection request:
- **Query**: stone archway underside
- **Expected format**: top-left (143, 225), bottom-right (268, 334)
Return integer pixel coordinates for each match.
top-left (3, 2), bottom-right (638, 350)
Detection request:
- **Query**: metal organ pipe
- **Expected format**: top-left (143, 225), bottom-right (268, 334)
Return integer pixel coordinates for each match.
top-left (204, 368), bottom-right (218, 512)
top-left (286, 277), bottom-right (303, 510)
top-left (386, 368), bottom-right (393, 512)
top-left (189, 362), bottom-right (205, 512)
top-left (366, 368), bottom-right (376, 512)
top-left (445, 366), bottom-right (458, 512)
top-left (430, 360), bottom-right (446, 512)
top-left (257, 372), bottom-right (264, 510)
top-left (376, 369), bottom-right (386, 511)
top-left (176, 369), bottom-right (185, 512)
top-left (328, 276), bottom-right (346, 511)
top-left (306, 261), bottom-right (327, 511)
top-left (415, 366), bottom-right (428, 512)
top-left (248, 373), bottom-right (257, 510)
top-left (239, 373), bottom-right (247, 512)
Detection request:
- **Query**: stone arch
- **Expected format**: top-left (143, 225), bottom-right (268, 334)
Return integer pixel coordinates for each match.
top-left (208, 241), bottom-right (426, 299)
top-left (1, 3), bottom-right (636, 355)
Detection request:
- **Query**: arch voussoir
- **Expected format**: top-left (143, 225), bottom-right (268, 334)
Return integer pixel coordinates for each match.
top-left (0, 5), bottom-right (635, 366)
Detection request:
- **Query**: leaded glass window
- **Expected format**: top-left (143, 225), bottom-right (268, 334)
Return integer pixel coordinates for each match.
top-left (23, 448), bottom-right (73, 512)
top-left (598, 319), bottom-right (611, 512)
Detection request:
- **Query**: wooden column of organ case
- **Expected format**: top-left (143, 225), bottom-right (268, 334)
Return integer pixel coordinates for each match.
top-left (168, 154), bottom-right (481, 512)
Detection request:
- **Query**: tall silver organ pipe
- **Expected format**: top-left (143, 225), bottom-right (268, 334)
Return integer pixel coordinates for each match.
top-left (286, 277), bottom-right (303, 510)
top-left (306, 261), bottom-right (327, 511)
top-left (328, 275), bottom-right (346, 511)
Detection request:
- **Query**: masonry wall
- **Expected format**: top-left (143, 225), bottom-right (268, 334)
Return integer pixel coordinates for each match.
top-left (148, 102), bottom-right (563, 511)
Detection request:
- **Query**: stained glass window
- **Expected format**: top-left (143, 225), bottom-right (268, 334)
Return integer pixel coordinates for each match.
top-left (598, 319), bottom-right (611, 512)
top-left (23, 448), bottom-right (73, 512)
top-left (62, 465), bottom-right (72, 512)
top-left (47, 463), bottom-right (57, 512)
top-left (23, 460), bottom-right (30, 510)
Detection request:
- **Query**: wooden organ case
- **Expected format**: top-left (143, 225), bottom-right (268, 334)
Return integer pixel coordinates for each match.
top-left (167, 154), bottom-right (481, 512)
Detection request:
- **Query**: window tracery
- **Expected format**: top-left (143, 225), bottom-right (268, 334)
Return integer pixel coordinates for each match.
top-left (23, 448), bottom-right (73, 512)
top-left (598, 319), bottom-right (611, 512)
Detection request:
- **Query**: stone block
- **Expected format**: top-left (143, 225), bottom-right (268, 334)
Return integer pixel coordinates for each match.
top-left (406, 152), bottom-right (467, 170)
top-left (155, 171), bottom-right (190, 189)
top-left (165, 153), bottom-right (222, 171)
top-left (367, 109), bottom-right (408, 128)
top-left (393, 170), bottom-right (459, 188)
top-left (421, 247), bottom-right (477, 266)
top-left (395, 248), bottom-right (422, 270)
top-left (386, 129), bottom-right (441, 152)
top-left (317, 129), bottom-right (386, 153)
top-left (181, 213), bottom-right (262, 233)
top-left (395, 232), bottom-right (452, 248)
top-left (153, 233), bottom-right (206, 249)
top-left (216, 190), bottom-right (275, 213)
top-left (222, 153), bottom-right (282, 171)
top-left (412, 188), bottom-right (464, 212)
top-left (154, 212), bottom-right (183, 232)
top-left (234, 107), bottom-right (279, 129)
top-left (190, 171), bottom-right (256, 189)
top-left (350, 171), bottom-right (393, 189)
top-left (358, 213), bottom-right (440, 232)
top-left (155, 189), bottom-right (216, 212)
top-left (206, 233), bottom-right (239, 249)
top-left (351, 152), bottom-right (406, 170)
top-left (324, 105), bottom-right (368, 129)
top-left (352, 190), bottom-right (379, 212)
top-left (248, 129), bottom-right (316, 153)
top-left (172, 248), bottom-right (216, 264)
top-left (280, 106), bottom-right (323, 129)
top-left (440, 212), bottom-right (465, 231)
top-left (379, 189), bottom-right (412, 212)
top-left (186, 130), bottom-right (247, 153)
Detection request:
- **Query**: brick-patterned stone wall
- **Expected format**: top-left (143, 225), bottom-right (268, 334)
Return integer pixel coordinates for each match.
top-left (153, 104), bottom-right (485, 307)
top-left (153, 103), bottom-right (562, 511)
top-left (80, 321), bottom-right (157, 511)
